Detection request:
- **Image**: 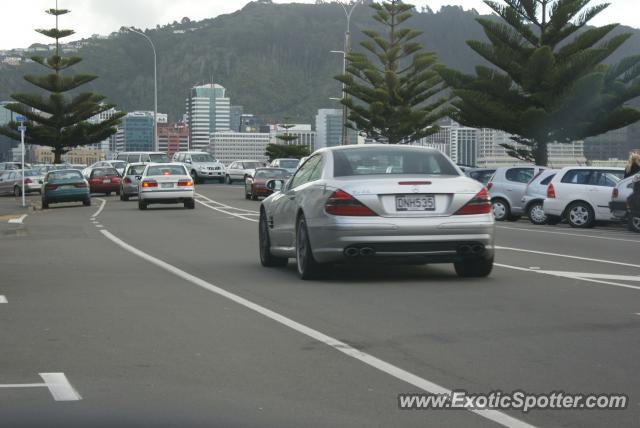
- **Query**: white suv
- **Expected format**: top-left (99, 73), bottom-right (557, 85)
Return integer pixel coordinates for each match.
top-left (173, 151), bottom-right (226, 183)
top-left (543, 167), bottom-right (624, 228)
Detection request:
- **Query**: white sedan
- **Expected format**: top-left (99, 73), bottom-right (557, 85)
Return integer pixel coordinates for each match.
top-left (138, 163), bottom-right (195, 210)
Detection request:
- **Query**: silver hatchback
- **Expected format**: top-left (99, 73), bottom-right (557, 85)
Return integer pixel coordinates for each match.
top-left (259, 145), bottom-right (495, 280)
top-left (120, 163), bottom-right (147, 201)
top-left (487, 166), bottom-right (546, 221)
top-left (521, 169), bottom-right (558, 225)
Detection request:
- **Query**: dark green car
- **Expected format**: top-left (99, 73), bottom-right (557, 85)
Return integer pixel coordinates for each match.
top-left (42, 169), bottom-right (91, 209)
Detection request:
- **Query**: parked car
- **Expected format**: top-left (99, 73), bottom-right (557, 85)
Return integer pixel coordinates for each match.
top-left (41, 169), bottom-right (90, 209)
top-left (269, 158), bottom-right (300, 174)
top-left (0, 170), bottom-right (18, 195)
top-left (88, 167), bottom-right (121, 195)
top-left (120, 163), bottom-right (147, 201)
top-left (0, 162), bottom-right (30, 171)
top-left (487, 166), bottom-right (546, 221)
top-left (12, 170), bottom-right (45, 196)
top-left (609, 174), bottom-right (638, 221)
top-left (225, 160), bottom-right (267, 184)
top-left (115, 152), bottom-right (170, 164)
top-left (466, 168), bottom-right (496, 185)
top-left (521, 169), bottom-right (559, 225)
top-left (138, 163), bottom-right (195, 210)
top-left (244, 168), bottom-right (290, 200)
top-left (543, 167), bottom-right (624, 228)
top-left (259, 145), bottom-right (495, 279)
top-left (173, 151), bottom-right (226, 183)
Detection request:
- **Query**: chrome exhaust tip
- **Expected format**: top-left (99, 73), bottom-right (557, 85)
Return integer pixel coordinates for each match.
top-left (359, 247), bottom-right (375, 257)
top-left (344, 247), bottom-right (360, 257)
top-left (471, 244), bottom-right (485, 255)
top-left (458, 245), bottom-right (472, 255)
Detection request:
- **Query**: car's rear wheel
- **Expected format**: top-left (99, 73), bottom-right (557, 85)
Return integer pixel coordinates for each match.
top-left (296, 215), bottom-right (322, 280)
top-left (527, 202), bottom-right (547, 225)
top-left (491, 198), bottom-right (510, 221)
top-left (259, 211), bottom-right (288, 267)
top-left (41, 200), bottom-right (48, 209)
top-left (121, 192), bottom-right (129, 201)
top-left (225, 175), bottom-right (232, 185)
top-left (629, 214), bottom-right (640, 233)
top-left (184, 199), bottom-right (195, 209)
top-left (106, 191), bottom-right (111, 196)
top-left (454, 256), bottom-right (494, 278)
top-left (83, 197), bottom-right (91, 207)
top-left (138, 199), bottom-right (147, 210)
top-left (13, 186), bottom-right (21, 197)
top-left (566, 202), bottom-right (594, 228)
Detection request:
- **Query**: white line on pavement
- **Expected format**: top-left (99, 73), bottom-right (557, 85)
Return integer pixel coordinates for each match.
top-left (99, 228), bottom-right (533, 428)
top-left (497, 225), bottom-right (640, 244)
top-left (196, 193), bottom-right (259, 214)
top-left (0, 373), bottom-right (81, 401)
top-left (0, 295), bottom-right (7, 303)
top-left (91, 198), bottom-right (106, 219)
top-left (495, 246), bottom-right (640, 269)
top-left (8, 214), bottom-right (27, 224)
top-left (495, 264), bottom-right (640, 292)
top-left (196, 200), bottom-right (259, 223)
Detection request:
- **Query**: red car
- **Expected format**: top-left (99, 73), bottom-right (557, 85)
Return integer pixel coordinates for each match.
top-left (245, 168), bottom-right (290, 200)
top-left (89, 167), bottom-right (121, 196)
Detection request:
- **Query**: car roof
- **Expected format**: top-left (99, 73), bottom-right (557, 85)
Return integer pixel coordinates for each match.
top-left (318, 144), bottom-right (441, 153)
top-left (559, 166), bottom-right (624, 171)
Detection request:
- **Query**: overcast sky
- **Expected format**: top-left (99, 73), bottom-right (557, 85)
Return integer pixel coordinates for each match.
top-left (0, 0), bottom-right (637, 50)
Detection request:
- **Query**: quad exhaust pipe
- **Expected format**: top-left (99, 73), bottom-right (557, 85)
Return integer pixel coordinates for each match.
top-left (458, 244), bottom-right (485, 256)
top-left (344, 246), bottom-right (376, 257)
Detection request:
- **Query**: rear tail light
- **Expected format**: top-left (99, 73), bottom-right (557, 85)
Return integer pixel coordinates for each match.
top-left (44, 184), bottom-right (58, 191)
top-left (612, 187), bottom-right (618, 200)
top-left (487, 182), bottom-right (493, 191)
top-left (547, 183), bottom-right (556, 199)
top-left (142, 180), bottom-right (158, 188)
top-left (454, 188), bottom-right (491, 215)
top-left (24, 178), bottom-right (32, 184)
top-left (325, 189), bottom-right (377, 216)
top-left (74, 182), bottom-right (87, 188)
top-left (178, 179), bottom-right (193, 187)
top-left (124, 177), bottom-right (132, 184)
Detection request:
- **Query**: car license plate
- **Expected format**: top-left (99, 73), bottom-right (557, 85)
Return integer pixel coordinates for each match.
top-left (161, 183), bottom-right (173, 188)
top-left (59, 185), bottom-right (74, 190)
top-left (102, 179), bottom-right (111, 184)
top-left (396, 195), bottom-right (436, 211)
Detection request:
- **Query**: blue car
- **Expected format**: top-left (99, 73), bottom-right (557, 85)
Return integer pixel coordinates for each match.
top-left (42, 169), bottom-right (91, 209)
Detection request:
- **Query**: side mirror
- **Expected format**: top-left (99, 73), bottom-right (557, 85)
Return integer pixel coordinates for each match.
top-left (186, 159), bottom-right (192, 164)
top-left (266, 179), bottom-right (285, 192)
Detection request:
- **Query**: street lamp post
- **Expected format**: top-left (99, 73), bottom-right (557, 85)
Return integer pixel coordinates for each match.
top-left (336, 1), bottom-right (361, 146)
top-left (127, 28), bottom-right (158, 152)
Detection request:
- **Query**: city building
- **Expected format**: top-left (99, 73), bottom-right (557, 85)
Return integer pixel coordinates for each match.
top-left (31, 146), bottom-right (103, 166)
top-left (158, 122), bottom-right (189, 159)
top-left (185, 84), bottom-right (231, 151)
top-left (0, 101), bottom-right (15, 125)
top-left (239, 114), bottom-right (268, 133)
top-left (230, 105), bottom-right (243, 132)
top-left (115, 111), bottom-right (167, 153)
top-left (209, 132), bottom-right (270, 165)
top-left (269, 124), bottom-right (316, 152)
top-left (87, 107), bottom-right (120, 153)
top-left (315, 109), bottom-right (357, 149)
top-left (583, 126), bottom-right (640, 161)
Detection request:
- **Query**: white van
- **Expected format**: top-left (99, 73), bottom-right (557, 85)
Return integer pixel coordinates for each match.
top-left (115, 152), bottom-right (170, 164)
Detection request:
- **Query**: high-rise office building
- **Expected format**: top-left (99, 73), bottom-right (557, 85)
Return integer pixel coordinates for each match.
top-left (209, 132), bottom-right (270, 165)
top-left (315, 109), bottom-right (357, 149)
top-left (115, 111), bottom-right (167, 153)
top-left (239, 114), bottom-right (268, 133)
top-left (158, 122), bottom-right (189, 159)
top-left (230, 105), bottom-right (243, 132)
top-left (185, 84), bottom-right (231, 151)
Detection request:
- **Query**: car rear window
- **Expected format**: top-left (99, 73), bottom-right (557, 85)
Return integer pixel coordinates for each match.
top-left (255, 169), bottom-right (289, 179)
top-left (505, 168), bottom-right (535, 183)
top-left (147, 165), bottom-right (186, 176)
top-left (540, 174), bottom-right (555, 185)
top-left (332, 148), bottom-right (458, 177)
top-left (279, 160), bottom-right (299, 168)
top-left (127, 165), bottom-right (146, 175)
top-left (92, 168), bottom-right (119, 177)
top-left (48, 170), bottom-right (83, 181)
top-left (149, 154), bottom-right (169, 163)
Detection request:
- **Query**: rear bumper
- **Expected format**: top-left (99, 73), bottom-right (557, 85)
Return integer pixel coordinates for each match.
top-left (139, 189), bottom-right (194, 203)
top-left (542, 199), bottom-right (564, 217)
top-left (91, 183), bottom-right (120, 193)
top-left (307, 214), bottom-right (495, 264)
top-left (609, 201), bottom-right (628, 219)
top-left (44, 189), bottom-right (89, 203)
top-left (122, 183), bottom-right (138, 195)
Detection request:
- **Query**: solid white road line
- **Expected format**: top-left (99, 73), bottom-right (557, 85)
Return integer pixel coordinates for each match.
top-left (91, 198), bottom-right (106, 219)
top-left (196, 200), bottom-right (259, 223)
top-left (0, 373), bottom-right (81, 401)
top-left (8, 214), bottom-right (27, 224)
top-left (0, 295), bottom-right (7, 303)
top-left (99, 228), bottom-right (534, 428)
top-left (496, 246), bottom-right (640, 269)
top-left (196, 193), bottom-right (259, 214)
top-left (497, 225), bottom-right (640, 244)
top-left (495, 264), bottom-right (640, 292)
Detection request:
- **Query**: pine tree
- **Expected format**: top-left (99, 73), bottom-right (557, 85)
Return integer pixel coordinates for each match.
top-left (0, 5), bottom-right (125, 163)
top-left (335, 0), bottom-right (452, 144)
top-left (275, 119), bottom-right (299, 145)
top-left (437, 0), bottom-right (640, 165)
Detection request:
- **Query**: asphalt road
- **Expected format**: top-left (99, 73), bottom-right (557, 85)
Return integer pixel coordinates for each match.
top-left (1, 184), bottom-right (639, 427)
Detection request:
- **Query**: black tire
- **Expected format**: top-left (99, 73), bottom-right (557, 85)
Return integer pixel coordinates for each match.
top-left (259, 210), bottom-right (288, 267)
top-left (138, 199), bottom-right (147, 210)
top-left (225, 175), bottom-right (232, 185)
top-left (105, 191), bottom-right (111, 196)
top-left (251, 194), bottom-right (259, 201)
top-left (83, 197), bottom-right (91, 207)
top-left (454, 256), bottom-right (494, 278)
top-left (13, 186), bottom-right (21, 197)
top-left (629, 214), bottom-right (640, 233)
top-left (491, 198), bottom-right (511, 221)
top-left (296, 215), bottom-right (322, 280)
top-left (184, 199), bottom-right (195, 209)
top-left (566, 201), bottom-right (595, 228)
top-left (190, 170), bottom-right (198, 183)
top-left (545, 215), bottom-right (562, 225)
top-left (527, 201), bottom-right (547, 225)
